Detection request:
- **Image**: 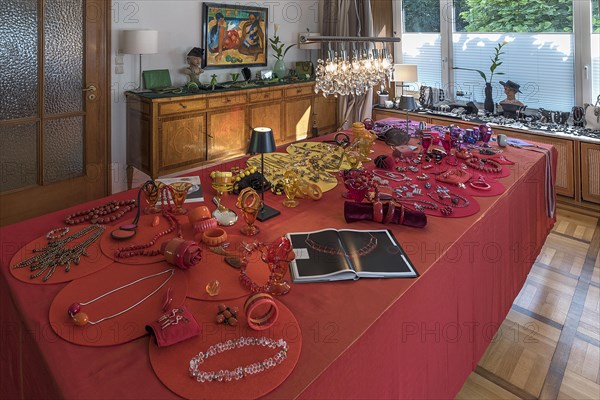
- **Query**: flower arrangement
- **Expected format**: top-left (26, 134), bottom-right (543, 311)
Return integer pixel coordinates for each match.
top-left (269, 24), bottom-right (295, 61)
top-left (453, 41), bottom-right (507, 83)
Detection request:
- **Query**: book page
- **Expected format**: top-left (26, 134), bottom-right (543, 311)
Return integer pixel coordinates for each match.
top-left (339, 229), bottom-right (417, 277)
top-left (287, 229), bottom-right (353, 281)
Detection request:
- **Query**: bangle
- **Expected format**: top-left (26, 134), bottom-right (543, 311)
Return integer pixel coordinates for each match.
top-left (188, 206), bottom-right (212, 224)
top-left (373, 201), bottom-right (383, 223)
top-left (193, 217), bottom-right (218, 235)
top-left (383, 202), bottom-right (395, 224)
top-left (46, 227), bottom-right (69, 241)
top-left (244, 293), bottom-right (279, 331)
top-left (202, 228), bottom-right (227, 247)
top-left (469, 176), bottom-right (491, 190)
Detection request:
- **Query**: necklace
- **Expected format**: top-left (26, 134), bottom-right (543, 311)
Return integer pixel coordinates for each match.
top-left (68, 268), bottom-right (175, 326)
top-left (465, 157), bottom-right (502, 173)
top-left (305, 233), bottom-right (377, 257)
top-left (372, 169), bottom-right (411, 182)
top-left (189, 337), bottom-right (288, 383)
top-left (65, 200), bottom-right (136, 225)
top-left (115, 185), bottom-right (182, 258)
top-left (395, 198), bottom-right (438, 211)
top-left (13, 224), bottom-right (105, 282)
top-left (427, 191), bottom-right (470, 208)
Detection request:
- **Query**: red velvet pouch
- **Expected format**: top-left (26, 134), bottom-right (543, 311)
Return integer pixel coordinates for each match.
top-left (146, 305), bottom-right (201, 348)
top-left (344, 201), bottom-right (427, 228)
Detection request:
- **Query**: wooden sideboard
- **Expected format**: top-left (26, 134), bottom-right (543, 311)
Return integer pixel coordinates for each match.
top-left (125, 82), bottom-right (338, 188)
top-left (373, 108), bottom-right (600, 213)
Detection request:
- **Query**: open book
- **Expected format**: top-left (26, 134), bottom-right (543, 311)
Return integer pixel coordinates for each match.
top-left (286, 228), bottom-right (418, 282)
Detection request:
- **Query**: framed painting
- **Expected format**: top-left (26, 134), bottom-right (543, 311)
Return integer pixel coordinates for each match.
top-left (202, 3), bottom-right (268, 68)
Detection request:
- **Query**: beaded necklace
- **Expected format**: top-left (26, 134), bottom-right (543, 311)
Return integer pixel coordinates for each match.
top-left (65, 200), bottom-right (136, 225)
top-left (13, 224), bottom-right (105, 282)
top-left (465, 157), bottom-right (502, 173)
top-left (189, 337), bottom-right (288, 383)
top-left (427, 191), bottom-right (470, 208)
top-left (305, 233), bottom-right (377, 257)
top-left (114, 185), bottom-right (182, 258)
top-left (68, 268), bottom-right (175, 326)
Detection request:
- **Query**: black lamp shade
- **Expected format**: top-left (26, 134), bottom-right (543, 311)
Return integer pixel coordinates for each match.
top-left (399, 95), bottom-right (417, 111)
top-left (248, 127), bottom-right (276, 154)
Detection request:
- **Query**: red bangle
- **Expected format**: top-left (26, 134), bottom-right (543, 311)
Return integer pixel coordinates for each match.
top-left (383, 202), bottom-right (395, 224)
top-left (373, 201), bottom-right (383, 223)
top-left (244, 293), bottom-right (279, 331)
top-left (188, 206), bottom-right (211, 224)
top-left (193, 217), bottom-right (218, 235)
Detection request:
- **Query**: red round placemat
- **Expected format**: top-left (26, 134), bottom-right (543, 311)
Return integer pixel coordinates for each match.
top-left (100, 214), bottom-right (193, 265)
top-left (9, 225), bottom-right (113, 284)
top-left (49, 262), bottom-right (188, 346)
top-left (187, 235), bottom-right (274, 301)
top-left (148, 298), bottom-right (302, 400)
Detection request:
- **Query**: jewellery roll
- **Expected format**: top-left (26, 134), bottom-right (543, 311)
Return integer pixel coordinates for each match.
top-left (161, 238), bottom-right (202, 270)
top-left (344, 201), bottom-right (427, 228)
top-left (244, 293), bottom-right (279, 331)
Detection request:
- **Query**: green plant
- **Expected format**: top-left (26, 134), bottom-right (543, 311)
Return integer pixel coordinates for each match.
top-left (453, 41), bottom-right (507, 83)
top-left (269, 24), bottom-right (295, 60)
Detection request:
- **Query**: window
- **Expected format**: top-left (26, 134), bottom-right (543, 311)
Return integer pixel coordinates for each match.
top-left (398, 1), bottom-right (597, 111)
top-left (401, 0), bottom-right (443, 89)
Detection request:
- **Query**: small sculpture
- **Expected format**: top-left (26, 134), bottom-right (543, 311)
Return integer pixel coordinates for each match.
top-left (182, 47), bottom-right (204, 84)
top-left (499, 80), bottom-right (524, 107)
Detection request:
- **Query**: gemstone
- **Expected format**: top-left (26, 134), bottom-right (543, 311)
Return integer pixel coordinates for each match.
top-left (72, 312), bottom-right (89, 326)
top-left (68, 303), bottom-right (81, 317)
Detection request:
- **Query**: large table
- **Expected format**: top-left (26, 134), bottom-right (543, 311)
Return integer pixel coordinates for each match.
top-left (0, 128), bottom-right (556, 399)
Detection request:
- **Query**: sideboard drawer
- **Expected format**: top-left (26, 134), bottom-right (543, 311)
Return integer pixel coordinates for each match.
top-left (249, 89), bottom-right (283, 103)
top-left (286, 85), bottom-right (314, 98)
top-left (159, 99), bottom-right (206, 116)
top-left (207, 93), bottom-right (247, 109)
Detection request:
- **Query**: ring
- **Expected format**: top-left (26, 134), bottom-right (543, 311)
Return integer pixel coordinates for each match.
top-left (46, 227), bottom-right (69, 241)
top-left (201, 228), bottom-right (228, 247)
top-left (244, 293), bottom-right (279, 331)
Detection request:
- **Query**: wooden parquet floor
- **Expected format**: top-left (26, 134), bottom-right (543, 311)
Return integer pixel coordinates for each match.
top-left (456, 208), bottom-right (600, 400)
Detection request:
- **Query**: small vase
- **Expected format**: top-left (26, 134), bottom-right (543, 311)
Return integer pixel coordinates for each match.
top-left (484, 83), bottom-right (494, 114)
top-left (273, 59), bottom-right (286, 79)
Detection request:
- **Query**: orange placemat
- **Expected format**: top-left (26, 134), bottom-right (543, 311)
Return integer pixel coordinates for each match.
top-left (187, 234), bottom-right (275, 301)
top-left (9, 225), bottom-right (113, 284)
top-left (49, 262), bottom-right (188, 346)
top-left (148, 298), bottom-right (302, 399)
top-left (99, 214), bottom-right (194, 265)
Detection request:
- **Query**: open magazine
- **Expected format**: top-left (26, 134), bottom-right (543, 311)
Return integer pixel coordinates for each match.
top-left (156, 176), bottom-right (203, 203)
top-left (286, 228), bottom-right (418, 282)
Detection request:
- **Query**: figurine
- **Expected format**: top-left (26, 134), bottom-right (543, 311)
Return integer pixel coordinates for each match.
top-left (182, 47), bottom-right (204, 84)
top-left (499, 80), bottom-right (524, 107)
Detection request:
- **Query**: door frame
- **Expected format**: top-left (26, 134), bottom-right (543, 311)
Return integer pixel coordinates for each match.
top-left (0, 0), bottom-right (111, 226)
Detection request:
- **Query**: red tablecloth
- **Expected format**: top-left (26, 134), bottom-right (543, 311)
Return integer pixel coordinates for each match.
top-left (0, 130), bottom-right (556, 399)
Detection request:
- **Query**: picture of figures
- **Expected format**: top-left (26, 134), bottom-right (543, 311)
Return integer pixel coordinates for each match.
top-left (202, 3), bottom-right (268, 68)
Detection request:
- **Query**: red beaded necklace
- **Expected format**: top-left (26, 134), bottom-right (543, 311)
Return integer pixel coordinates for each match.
top-left (114, 186), bottom-right (182, 258)
top-left (65, 200), bottom-right (136, 225)
top-left (464, 157), bottom-right (502, 173)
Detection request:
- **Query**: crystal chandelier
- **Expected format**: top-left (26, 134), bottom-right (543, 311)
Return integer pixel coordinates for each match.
top-left (299, 35), bottom-right (400, 97)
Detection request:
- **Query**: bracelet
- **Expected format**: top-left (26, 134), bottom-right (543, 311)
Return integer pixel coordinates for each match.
top-left (469, 176), bottom-right (492, 191)
top-left (46, 227), bottom-right (69, 242)
top-left (189, 336), bottom-right (288, 383)
top-left (201, 228), bottom-right (228, 247)
top-left (383, 202), bottom-right (396, 224)
top-left (188, 206), bottom-right (211, 224)
top-left (244, 293), bottom-right (280, 331)
top-left (193, 217), bottom-right (218, 235)
top-left (373, 201), bottom-right (384, 223)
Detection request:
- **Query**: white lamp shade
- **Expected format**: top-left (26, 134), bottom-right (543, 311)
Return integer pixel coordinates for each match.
top-left (393, 64), bottom-right (418, 82)
top-left (121, 30), bottom-right (159, 55)
top-left (298, 32), bottom-right (322, 50)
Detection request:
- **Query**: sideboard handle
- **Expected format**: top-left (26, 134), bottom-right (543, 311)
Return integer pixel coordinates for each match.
top-left (296, 89), bottom-right (302, 94)
top-left (179, 103), bottom-right (187, 109)
top-left (207, 133), bottom-right (214, 139)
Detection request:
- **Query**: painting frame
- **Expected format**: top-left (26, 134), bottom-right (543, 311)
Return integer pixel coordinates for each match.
top-left (202, 2), bottom-right (269, 69)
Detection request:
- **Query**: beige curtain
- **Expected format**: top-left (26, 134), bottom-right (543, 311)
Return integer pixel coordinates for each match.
top-left (322, 0), bottom-right (374, 129)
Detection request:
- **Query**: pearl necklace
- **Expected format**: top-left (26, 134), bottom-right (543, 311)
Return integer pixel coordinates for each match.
top-left (65, 200), bottom-right (136, 225)
top-left (189, 337), bottom-right (288, 383)
top-left (68, 268), bottom-right (174, 326)
top-left (13, 224), bottom-right (105, 282)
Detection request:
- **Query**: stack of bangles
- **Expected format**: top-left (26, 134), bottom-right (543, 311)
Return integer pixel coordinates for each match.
top-left (244, 293), bottom-right (279, 331)
top-left (469, 176), bottom-right (491, 191)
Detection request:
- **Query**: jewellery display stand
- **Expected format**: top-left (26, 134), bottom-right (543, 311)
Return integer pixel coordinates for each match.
top-left (100, 214), bottom-right (193, 265)
top-left (10, 225), bottom-right (114, 284)
top-left (49, 262), bottom-right (188, 346)
top-left (148, 297), bottom-right (302, 400)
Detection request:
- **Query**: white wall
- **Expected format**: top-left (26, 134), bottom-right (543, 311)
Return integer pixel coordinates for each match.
top-left (111, 0), bottom-right (320, 193)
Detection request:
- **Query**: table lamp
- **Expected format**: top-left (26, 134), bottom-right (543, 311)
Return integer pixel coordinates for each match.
top-left (248, 127), bottom-right (281, 221)
top-left (121, 29), bottom-right (158, 91)
top-left (393, 64), bottom-right (418, 110)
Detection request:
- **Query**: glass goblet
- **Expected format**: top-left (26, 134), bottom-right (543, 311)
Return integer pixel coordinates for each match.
top-left (421, 132), bottom-right (432, 155)
top-left (262, 237), bottom-right (295, 296)
top-left (142, 181), bottom-right (161, 214)
top-left (169, 182), bottom-right (193, 214)
top-left (236, 187), bottom-right (261, 236)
